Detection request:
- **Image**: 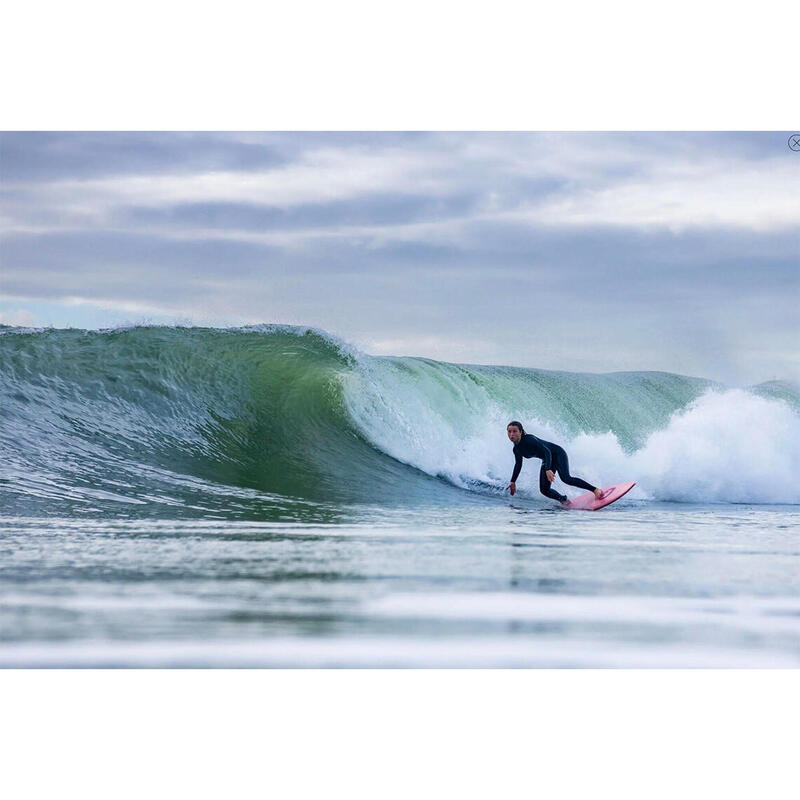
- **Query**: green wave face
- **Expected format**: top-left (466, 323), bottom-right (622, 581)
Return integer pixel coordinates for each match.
top-left (3, 324), bottom-right (799, 516)
top-left (1, 325), bottom-right (459, 517)
top-left (748, 380), bottom-right (800, 414)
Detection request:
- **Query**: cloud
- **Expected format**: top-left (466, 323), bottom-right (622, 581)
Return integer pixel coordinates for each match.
top-left (526, 158), bottom-right (800, 231)
top-left (3, 133), bottom-right (798, 255)
top-left (1, 144), bottom-right (452, 227)
top-left (0, 308), bottom-right (37, 326)
top-left (0, 131), bottom-right (289, 181)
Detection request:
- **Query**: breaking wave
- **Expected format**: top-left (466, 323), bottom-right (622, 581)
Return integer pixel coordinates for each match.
top-left (2, 324), bottom-right (798, 516)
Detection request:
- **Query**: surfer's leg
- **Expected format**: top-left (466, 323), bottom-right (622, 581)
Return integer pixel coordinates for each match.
top-left (539, 464), bottom-right (568, 502)
top-left (553, 448), bottom-right (597, 493)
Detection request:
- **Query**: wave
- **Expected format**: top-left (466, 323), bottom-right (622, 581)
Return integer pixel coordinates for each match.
top-left (2, 323), bottom-right (799, 516)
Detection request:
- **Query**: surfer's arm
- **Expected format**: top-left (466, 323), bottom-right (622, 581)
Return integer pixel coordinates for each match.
top-left (537, 442), bottom-right (556, 483)
top-left (510, 451), bottom-right (523, 483)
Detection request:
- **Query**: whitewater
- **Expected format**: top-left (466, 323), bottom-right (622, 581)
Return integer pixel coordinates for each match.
top-left (1, 324), bottom-right (799, 667)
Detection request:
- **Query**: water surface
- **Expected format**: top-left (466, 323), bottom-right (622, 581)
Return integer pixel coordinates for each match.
top-left (2, 324), bottom-right (798, 667)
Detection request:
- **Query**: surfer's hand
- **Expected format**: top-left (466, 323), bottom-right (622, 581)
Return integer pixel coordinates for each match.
top-left (546, 470), bottom-right (555, 483)
top-left (508, 482), bottom-right (516, 496)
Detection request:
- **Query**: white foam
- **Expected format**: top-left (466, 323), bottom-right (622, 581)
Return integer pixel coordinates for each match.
top-left (628, 390), bottom-right (800, 503)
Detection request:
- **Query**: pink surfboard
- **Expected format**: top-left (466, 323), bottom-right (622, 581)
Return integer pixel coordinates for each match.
top-left (564, 481), bottom-right (636, 511)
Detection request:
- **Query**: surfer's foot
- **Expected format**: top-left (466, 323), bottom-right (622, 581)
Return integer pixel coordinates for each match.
top-left (559, 495), bottom-right (569, 505)
top-left (593, 488), bottom-right (603, 500)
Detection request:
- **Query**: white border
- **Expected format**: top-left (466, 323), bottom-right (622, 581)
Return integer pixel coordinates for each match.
top-left (1, 0), bottom-right (796, 129)
top-left (2, 2), bottom-right (797, 794)
top-left (2, 670), bottom-right (798, 799)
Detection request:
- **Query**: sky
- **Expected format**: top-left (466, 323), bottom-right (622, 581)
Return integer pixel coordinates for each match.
top-left (1, 131), bottom-right (798, 385)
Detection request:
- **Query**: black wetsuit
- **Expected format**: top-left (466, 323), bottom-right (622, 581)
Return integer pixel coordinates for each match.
top-left (511, 433), bottom-right (596, 502)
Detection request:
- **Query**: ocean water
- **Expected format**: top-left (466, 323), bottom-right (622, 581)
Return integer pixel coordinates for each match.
top-left (1, 324), bottom-right (799, 667)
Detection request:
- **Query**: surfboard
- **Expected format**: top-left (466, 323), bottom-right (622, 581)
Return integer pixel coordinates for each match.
top-left (564, 481), bottom-right (636, 510)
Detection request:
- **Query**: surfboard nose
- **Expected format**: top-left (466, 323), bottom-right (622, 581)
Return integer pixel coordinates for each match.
top-left (566, 481), bottom-right (636, 510)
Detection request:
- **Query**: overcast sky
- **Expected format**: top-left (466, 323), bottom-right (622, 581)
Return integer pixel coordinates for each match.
top-left (1, 131), bottom-right (798, 384)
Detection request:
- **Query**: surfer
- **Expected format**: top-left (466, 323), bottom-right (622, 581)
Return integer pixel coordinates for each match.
top-left (506, 420), bottom-right (602, 504)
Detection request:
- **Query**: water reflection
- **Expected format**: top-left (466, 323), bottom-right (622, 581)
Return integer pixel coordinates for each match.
top-left (2, 505), bottom-right (800, 666)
